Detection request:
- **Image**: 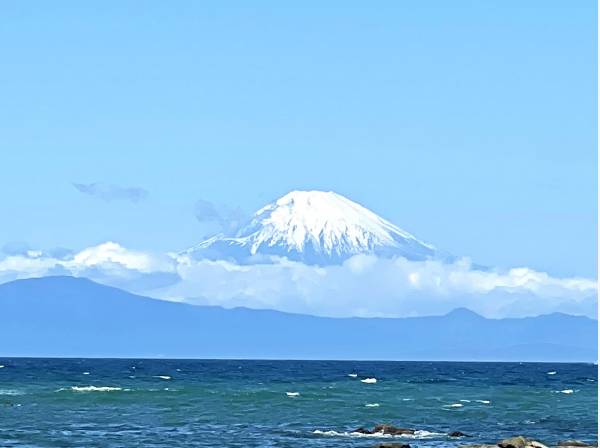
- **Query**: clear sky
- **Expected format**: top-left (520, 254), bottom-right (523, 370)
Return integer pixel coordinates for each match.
top-left (0, 1), bottom-right (597, 278)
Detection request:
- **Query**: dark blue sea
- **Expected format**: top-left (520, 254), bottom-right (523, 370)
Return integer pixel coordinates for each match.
top-left (0, 359), bottom-right (596, 447)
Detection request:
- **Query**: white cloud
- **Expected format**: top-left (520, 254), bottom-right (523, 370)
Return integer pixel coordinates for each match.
top-left (0, 242), bottom-right (179, 291)
top-left (69, 242), bottom-right (173, 273)
top-left (0, 243), bottom-right (596, 319)
top-left (162, 254), bottom-right (597, 318)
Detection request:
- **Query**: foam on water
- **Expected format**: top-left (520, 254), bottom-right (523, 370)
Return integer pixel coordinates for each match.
top-left (68, 386), bottom-right (123, 392)
top-left (72, 386), bottom-right (123, 392)
top-left (348, 373), bottom-right (358, 378)
top-left (361, 377), bottom-right (377, 384)
top-left (444, 403), bottom-right (463, 408)
top-left (0, 389), bottom-right (23, 395)
top-left (286, 392), bottom-right (300, 397)
top-left (547, 371), bottom-right (557, 375)
top-left (155, 375), bottom-right (171, 380)
top-left (365, 403), bottom-right (380, 407)
top-left (558, 389), bottom-right (574, 394)
top-left (313, 429), bottom-right (445, 439)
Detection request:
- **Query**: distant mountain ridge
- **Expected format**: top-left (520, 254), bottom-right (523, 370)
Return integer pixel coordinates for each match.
top-left (186, 190), bottom-right (442, 264)
top-left (1, 276), bottom-right (596, 361)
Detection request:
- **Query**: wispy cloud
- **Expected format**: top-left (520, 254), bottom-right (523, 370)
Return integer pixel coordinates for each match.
top-left (194, 199), bottom-right (245, 235)
top-left (73, 182), bottom-right (148, 203)
top-left (0, 243), bottom-right (595, 319)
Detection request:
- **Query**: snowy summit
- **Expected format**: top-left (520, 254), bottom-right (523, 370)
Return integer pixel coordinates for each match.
top-left (186, 190), bottom-right (438, 264)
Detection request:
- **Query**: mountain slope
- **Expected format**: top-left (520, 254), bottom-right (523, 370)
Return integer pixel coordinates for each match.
top-left (186, 190), bottom-right (439, 264)
top-left (1, 276), bottom-right (596, 361)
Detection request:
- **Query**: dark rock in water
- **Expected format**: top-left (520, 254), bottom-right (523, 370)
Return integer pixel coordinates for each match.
top-left (352, 427), bottom-right (373, 434)
top-left (460, 444), bottom-right (498, 448)
top-left (449, 431), bottom-right (470, 437)
top-left (461, 438), bottom-right (557, 448)
top-left (498, 437), bottom-right (548, 448)
top-left (373, 424), bottom-right (415, 435)
top-left (374, 444), bottom-right (411, 448)
top-left (499, 436), bottom-right (531, 448)
top-left (558, 442), bottom-right (596, 448)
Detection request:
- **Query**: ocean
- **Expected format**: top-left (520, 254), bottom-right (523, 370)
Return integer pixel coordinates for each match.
top-left (0, 359), bottom-right (596, 447)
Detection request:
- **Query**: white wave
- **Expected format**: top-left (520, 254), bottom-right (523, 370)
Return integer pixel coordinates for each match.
top-left (0, 365), bottom-right (5, 368)
top-left (69, 386), bottom-right (123, 392)
top-left (444, 403), bottom-right (463, 408)
top-left (365, 403), bottom-right (380, 407)
top-left (547, 371), bottom-right (557, 375)
top-left (314, 429), bottom-right (396, 439)
top-left (0, 389), bottom-right (23, 395)
top-left (82, 372), bottom-right (90, 375)
top-left (348, 373), bottom-right (358, 378)
top-left (286, 392), bottom-right (300, 397)
top-left (402, 398), bottom-right (414, 401)
top-left (475, 399), bottom-right (491, 404)
top-left (155, 375), bottom-right (171, 380)
top-left (459, 399), bottom-right (471, 403)
top-left (314, 430), bottom-right (372, 438)
top-left (361, 377), bottom-right (377, 384)
top-left (559, 389), bottom-right (574, 394)
top-left (313, 429), bottom-right (444, 439)
top-left (411, 430), bottom-right (446, 438)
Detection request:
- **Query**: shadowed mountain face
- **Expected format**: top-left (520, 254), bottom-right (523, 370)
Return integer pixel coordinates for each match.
top-left (1, 276), bottom-right (597, 361)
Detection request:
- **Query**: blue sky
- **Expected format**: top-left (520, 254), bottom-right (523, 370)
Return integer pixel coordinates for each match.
top-left (0, 1), bottom-right (596, 278)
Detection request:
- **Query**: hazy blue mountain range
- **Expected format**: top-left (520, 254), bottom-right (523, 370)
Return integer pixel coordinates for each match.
top-left (1, 276), bottom-right (596, 361)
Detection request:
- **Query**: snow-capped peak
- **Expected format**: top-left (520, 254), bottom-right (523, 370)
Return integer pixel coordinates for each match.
top-left (186, 190), bottom-right (438, 264)
top-left (247, 190), bottom-right (432, 255)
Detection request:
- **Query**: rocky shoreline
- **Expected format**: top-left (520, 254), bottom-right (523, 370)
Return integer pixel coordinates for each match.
top-left (462, 436), bottom-right (597, 448)
top-left (334, 425), bottom-right (597, 448)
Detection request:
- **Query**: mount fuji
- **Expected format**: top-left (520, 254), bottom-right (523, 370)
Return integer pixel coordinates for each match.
top-left (185, 190), bottom-right (444, 264)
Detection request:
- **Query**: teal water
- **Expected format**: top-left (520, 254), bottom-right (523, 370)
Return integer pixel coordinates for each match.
top-left (0, 359), bottom-right (596, 447)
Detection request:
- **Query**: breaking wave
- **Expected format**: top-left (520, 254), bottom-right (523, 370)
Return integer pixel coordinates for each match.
top-left (0, 389), bottom-right (23, 396)
top-left (556, 389), bottom-right (575, 394)
top-left (313, 429), bottom-right (445, 439)
top-left (63, 386), bottom-right (124, 392)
